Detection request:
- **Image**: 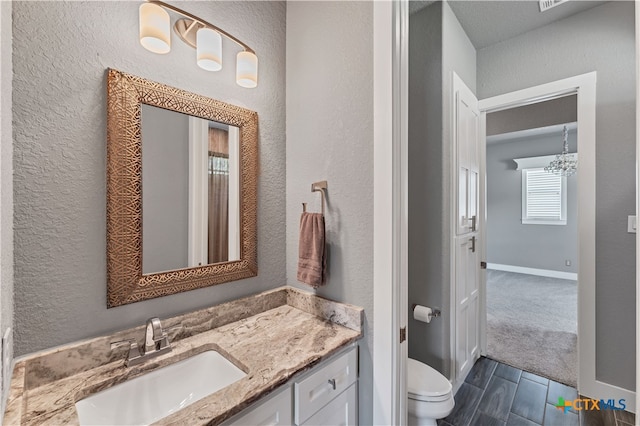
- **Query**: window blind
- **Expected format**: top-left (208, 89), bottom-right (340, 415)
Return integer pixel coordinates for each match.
top-left (523, 168), bottom-right (566, 224)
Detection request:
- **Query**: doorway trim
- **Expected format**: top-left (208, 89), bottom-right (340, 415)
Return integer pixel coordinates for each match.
top-left (478, 72), bottom-right (633, 410)
top-left (635, 3), bottom-right (640, 419)
top-left (373, 0), bottom-right (408, 424)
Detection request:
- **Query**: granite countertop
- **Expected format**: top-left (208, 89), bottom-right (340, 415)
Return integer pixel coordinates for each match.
top-left (3, 287), bottom-right (363, 426)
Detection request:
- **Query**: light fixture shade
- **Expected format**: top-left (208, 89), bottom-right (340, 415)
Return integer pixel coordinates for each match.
top-left (236, 51), bottom-right (258, 88)
top-left (197, 28), bottom-right (222, 71)
top-left (139, 3), bottom-right (171, 54)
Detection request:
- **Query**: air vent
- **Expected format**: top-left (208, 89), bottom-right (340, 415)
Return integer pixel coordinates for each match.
top-left (539, 0), bottom-right (568, 12)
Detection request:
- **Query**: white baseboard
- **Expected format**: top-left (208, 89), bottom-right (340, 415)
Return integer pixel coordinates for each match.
top-left (581, 379), bottom-right (636, 414)
top-left (487, 263), bottom-right (578, 280)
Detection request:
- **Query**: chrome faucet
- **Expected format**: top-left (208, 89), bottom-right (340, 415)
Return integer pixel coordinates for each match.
top-left (111, 317), bottom-right (173, 366)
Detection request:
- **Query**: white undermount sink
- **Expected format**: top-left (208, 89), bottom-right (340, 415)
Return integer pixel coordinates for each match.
top-left (75, 350), bottom-right (246, 425)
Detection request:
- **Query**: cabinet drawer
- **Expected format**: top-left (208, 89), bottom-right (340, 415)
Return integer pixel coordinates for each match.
top-left (222, 385), bottom-right (292, 426)
top-left (294, 347), bottom-right (357, 424)
top-left (301, 383), bottom-right (357, 426)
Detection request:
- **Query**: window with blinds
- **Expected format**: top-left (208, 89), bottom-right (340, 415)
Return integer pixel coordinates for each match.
top-left (522, 168), bottom-right (567, 225)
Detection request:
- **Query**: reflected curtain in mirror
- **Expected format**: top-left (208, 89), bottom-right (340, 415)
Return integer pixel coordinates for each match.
top-left (208, 127), bottom-right (229, 264)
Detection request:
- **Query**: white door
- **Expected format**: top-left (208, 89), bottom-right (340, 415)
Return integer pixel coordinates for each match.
top-left (452, 72), bottom-right (481, 385)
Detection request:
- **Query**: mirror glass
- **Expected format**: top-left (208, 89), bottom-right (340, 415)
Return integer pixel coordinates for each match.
top-left (141, 105), bottom-right (240, 274)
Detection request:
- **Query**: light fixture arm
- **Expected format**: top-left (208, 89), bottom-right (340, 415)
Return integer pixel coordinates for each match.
top-left (147, 0), bottom-right (255, 54)
top-left (181, 19), bottom-right (199, 39)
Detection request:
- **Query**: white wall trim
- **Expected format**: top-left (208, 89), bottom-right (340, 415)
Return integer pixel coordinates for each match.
top-left (228, 126), bottom-right (240, 261)
top-left (590, 380), bottom-right (636, 414)
top-left (187, 117), bottom-right (209, 268)
top-left (487, 122), bottom-right (577, 145)
top-left (487, 263), bottom-right (577, 281)
top-left (513, 154), bottom-right (577, 170)
top-left (372, 1), bottom-right (394, 420)
top-left (479, 111), bottom-right (488, 357)
top-left (396, 0), bottom-right (409, 424)
top-left (635, 0), bottom-right (640, 417)
top-left (373, 0), bottom-right (407, 424)
top-left (478, 72), bottom-right (634, 411)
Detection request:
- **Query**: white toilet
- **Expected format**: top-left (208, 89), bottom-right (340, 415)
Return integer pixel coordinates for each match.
top-left (407, 358), bottom-right (455, 426)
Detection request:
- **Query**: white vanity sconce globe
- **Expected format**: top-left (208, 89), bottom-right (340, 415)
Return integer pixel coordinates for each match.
top-left (236, 51), bottom-right (258, 88)
top-left (197, 28), bottom-right (223, 71)
top-left (139, 3), bottom-right (171, 54)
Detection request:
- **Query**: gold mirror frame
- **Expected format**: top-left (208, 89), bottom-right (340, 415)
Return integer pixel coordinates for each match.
top-left (106, 69), bottom-right (258, 307)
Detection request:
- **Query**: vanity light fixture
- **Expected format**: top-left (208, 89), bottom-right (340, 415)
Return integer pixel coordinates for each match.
top-left (138, 1), bottom-right (258, 88)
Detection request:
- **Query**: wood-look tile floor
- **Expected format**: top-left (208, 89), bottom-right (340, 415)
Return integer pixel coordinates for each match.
top-left (438, 357), bottom-right (635, 426)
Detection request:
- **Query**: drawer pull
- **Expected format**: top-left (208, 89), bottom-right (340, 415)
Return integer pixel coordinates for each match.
top-left (328, 378), bottom-right (336, 390)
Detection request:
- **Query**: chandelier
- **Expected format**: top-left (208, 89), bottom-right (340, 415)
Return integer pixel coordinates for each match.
top-left (544, 125), bottom-right (577, 176)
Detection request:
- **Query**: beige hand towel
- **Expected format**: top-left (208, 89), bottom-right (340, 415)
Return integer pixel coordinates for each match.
top-left (297, 212), bottom-right (326, 288)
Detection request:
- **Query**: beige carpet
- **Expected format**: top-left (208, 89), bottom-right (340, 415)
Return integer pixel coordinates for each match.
top-left (486, 270), bottom-right (578, 387)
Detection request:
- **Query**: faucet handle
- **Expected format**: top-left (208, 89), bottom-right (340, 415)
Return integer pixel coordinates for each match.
top-left (160, 324), bottom-right (183, 347)
top-left (110, 338), bottom-right (142, 361)
top-left (110, 338), bottom-right (136, 349)
top-left (166, 324), bottom-right (183, 337)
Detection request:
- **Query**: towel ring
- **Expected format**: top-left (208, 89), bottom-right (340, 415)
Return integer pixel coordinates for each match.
top-left (311, 180), bottom-right (328, 215)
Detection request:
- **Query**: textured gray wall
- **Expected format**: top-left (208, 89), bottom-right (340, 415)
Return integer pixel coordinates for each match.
top-left (408, 1), bottom-right (476, 378)
top-left (487, 132), bottom-right (578, 273)
top-left (487, 95), bottom-right (577, 136)
top-left (409, 2), bottom-right (444, 375)
top-left (13, 1), bottom-right (286, 356)
top-left (442, 1), bottom-right (477, 96)
top-left (477, 1), bottom-right (635, 390)
top-left (0, 0), bottom-right (13, 413)
top-left (141, 105), bottom-right (189, 274)
top-left (285, 2), bottom-right (373, 424)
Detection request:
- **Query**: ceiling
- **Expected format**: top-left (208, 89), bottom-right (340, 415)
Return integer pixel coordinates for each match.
top-left (410, 1), bottom-right (609, 49)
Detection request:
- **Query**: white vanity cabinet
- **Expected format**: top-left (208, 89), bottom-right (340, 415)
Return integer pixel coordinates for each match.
top-left (300, 383), bottom-right (357, 426)
top-left (222, 384), bottom-right (292, 426)
top-left (223, 345), bottom-right (358, 426)
top-left (294, 347), bottom-right (358, 425)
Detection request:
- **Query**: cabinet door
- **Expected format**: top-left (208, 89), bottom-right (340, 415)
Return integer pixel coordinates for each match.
top-left (294, 347), bottom-right (357, 424)
top-left (301, 383), bottom-right (357, 426)
top-left (223, 385), bottom-right (292, 426)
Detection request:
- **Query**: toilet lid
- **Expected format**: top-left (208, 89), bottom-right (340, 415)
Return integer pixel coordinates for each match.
top-left (407, 358), bottom-right (453, 400)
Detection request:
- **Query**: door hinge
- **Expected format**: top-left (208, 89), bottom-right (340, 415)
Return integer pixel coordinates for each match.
top-left (400, 327), bottom-right (406, 343)
top-left (480, 261), bottom-right (487, 269)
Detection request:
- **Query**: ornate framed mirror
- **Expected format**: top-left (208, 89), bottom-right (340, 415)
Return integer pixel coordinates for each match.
top-left (106, 69), bottom-right (258, 307)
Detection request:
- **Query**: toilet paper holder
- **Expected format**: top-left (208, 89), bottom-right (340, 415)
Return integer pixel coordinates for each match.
top-left (412, 304), bottom-right (441, 318)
